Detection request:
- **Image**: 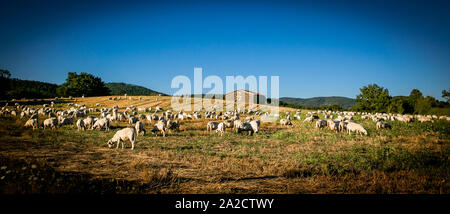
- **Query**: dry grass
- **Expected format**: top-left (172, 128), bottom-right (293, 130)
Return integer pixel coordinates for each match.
top-left (0, 96), bottom-right (449, 194)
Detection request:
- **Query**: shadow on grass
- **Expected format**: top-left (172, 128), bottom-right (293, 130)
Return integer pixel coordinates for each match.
top-left (0, 155), bottom-right (180, 194)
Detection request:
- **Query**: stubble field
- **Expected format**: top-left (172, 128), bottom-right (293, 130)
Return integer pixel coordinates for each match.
top-left (0, 96), bottom-right (448, 193)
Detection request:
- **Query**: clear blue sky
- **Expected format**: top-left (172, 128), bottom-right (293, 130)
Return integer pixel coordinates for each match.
top-left (0, 0), bottom-right (449, 99)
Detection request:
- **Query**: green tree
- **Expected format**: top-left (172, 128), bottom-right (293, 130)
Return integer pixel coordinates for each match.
top-left (57, 72), bottom-right (110, 97)
top-left (354, 84), bottom-right (391, 113)
top-left (415, 96), bottom-right (433, 115)
top-left (387, 96), bottom-right (414, 114)
top-left (0, 69), bottom-right (11, 99)
top-left (409, 89), bottom-right (423, 108)
top-left (443, 89), bottom-right (450, 103)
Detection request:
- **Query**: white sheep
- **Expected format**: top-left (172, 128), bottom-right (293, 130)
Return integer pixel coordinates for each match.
top-left (83, 116), bottom-right (95, 129)
top-left (107, 127), bottom-right (137, 150)
top-left (43, 117), bottom-right (58, 130)
top-left (249, 120), bottom-right (260, 134)
top-left (76, 119), bottom-right (86, 131)
top-left (376, 121), bottom-right (392, 130)
top-left (167, 120), bottom-right (180, 131)
top-left (24, 119), bottom-right (39, 130)
top-left (280, 119), bottom-right (292, 126)
top-left (128, 116), bottom-right (139, 124)
top-left (59, 116), bottom-right (74, 126)
top-left (237, 122), bottom-right (255, 135)
top-left (347, 122), bottom-right (368, 136)
top-left (338, 121), bottom-right (347, 132)
top-left (215, 122), bottom-right (226, 136)
top-left (207, 121), bottom-right (220, 132)
top-left (152, 120), bottom-right (167, 137)
top-left (135, 121), bottom-right (146, 136)
top-left (303, 116), bottom-right (314, 123)
top-left (233, 120), bottom-right (244, 132)
top-left (328, 120), bottom-right (339, 133)
top-left (117, 113), bottom-right (125, 121)
top-left (92, 118), bottom-right (110, 131)
top-left (315, 119), bottom-right (327, 129)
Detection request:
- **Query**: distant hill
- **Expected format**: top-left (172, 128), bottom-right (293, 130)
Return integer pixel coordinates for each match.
top-left (7, 78), bottom-right (58, 99)
top-left (105, 82), bottom-right (166, 96)
top-left (280, 96), bottom-right (355, 109)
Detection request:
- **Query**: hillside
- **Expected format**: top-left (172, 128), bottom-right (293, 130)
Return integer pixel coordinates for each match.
top-left (105, 82), bottom-right (165, 96)
top-left (280, 96), bottom-right (355, 109)
top-left (7, 78), bottom-right (58, 99)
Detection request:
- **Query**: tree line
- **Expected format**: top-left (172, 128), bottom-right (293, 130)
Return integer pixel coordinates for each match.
top-left (353, 84), bottom-right (450, 115)
top-left (1, 69), bottom-right (449, 115)
top-left (0, 70), bottom-right (110, 100)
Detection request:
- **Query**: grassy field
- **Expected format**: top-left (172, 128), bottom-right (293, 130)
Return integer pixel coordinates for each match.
top-left (0, 96), bottom-right (449, 193)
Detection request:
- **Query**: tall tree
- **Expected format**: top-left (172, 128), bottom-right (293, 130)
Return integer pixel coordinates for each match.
top-left (354, 84), bottom-right (391, 113)
top-left (443, 89), bottom-right (450, 103)
top-left (57, 72), bottom-right (110, 97)
top-left (409, 88), bottom-right (423, 108)
top-left (415, 96), bottom-right (433, 115)
top-left (0, 69), bottom-right (11, 99)
top-left (387, 96), bottom-right (414, 114)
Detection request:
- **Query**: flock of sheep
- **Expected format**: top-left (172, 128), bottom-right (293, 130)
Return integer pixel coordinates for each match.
top-left (1, 97), bottom-right (449, 150)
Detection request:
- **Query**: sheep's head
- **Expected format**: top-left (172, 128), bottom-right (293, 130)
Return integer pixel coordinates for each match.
top-left (151, 126), bottom-right (158, 133)
top-left (107, 139), bottom-right (114, 148)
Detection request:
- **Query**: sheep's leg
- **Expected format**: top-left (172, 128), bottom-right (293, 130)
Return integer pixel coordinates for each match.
top-left (116, 140), bottom-right (120, 149)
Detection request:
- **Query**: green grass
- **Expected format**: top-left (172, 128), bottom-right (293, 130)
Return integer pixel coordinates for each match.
top-left (1, 111), bottom-right (449, 193)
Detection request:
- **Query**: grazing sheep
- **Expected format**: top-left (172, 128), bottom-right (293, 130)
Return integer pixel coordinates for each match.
top-left (207, 121), bottom-right (220, 132)
top-left (167, 120), bottom-right (180, 131)
top-left (107, 127), bottom-right (137, 150)
top-left (152, 120), bottom-right (167, 137)
top-left (128, 116), bottom-right (139, 124)
top-left (29, 113), bottom-right (38, 120)
top-left (215, 122), bottom-right (226, 136)
top-left (338, 121), bottom-right (347, 132)
top-left (315, 119), bottom-right (327, 129)
top-left (193, 113), bottom-right (201, 119)
top-left (59, 116), bottom-right (74, 126)
top-left (92, 118), bottom-right (110, 131)
top-left (249, 120), bottom-right (260, 134)
top-left (418, 117), bottom-right (432, 123)
top-left (138, 114), bottom-right (146, 120)
top-left (76, 119), bottom-right (86, 131)
top-left (303, 116), bottom-right (314, 123)
top-left (24, 119), bottom-right (39, 130)
top-left (117, 113), bottom-right (125, 121)
top-left (146, 114), bottom-right (153, 123)
top-left (224, 120), bottom-right (233, 128)
top-left (43, 117), bottom-right (58, 130)
top-left (20, 111), bottom-right (27, 119)
top-left (83, 116), bottom-right (95, 129)
top-left (397, 116), bottom-right (413, 123)
top-left (233, 120), bottom-right (244, 132)
top-left (328, 120), bottom-right (339, 133)
top-left (280, 119), bottom-right (292, 126)
top-left (135, 121), bottom-right (146, 136)
top-left (347, 122), bottom-right (368, 136)
top-left (376, 121), bottom-right (392, 130)
top-left (245, 116), bottom-right (254, 122)
top-left (237, 122), bottom-right (255, 135)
